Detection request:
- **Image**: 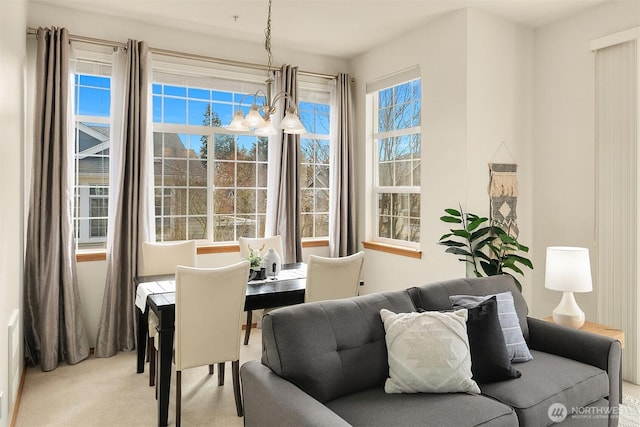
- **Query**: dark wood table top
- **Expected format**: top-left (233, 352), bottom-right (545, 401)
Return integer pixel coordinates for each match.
top-left (142, 263), bottom-right (306, 313)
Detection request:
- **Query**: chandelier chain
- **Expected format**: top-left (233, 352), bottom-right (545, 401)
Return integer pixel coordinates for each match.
top-left (264, 0), bottom-right (273, 73)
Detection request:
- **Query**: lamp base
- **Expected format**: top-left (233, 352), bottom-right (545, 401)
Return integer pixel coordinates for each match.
top-left (552, 291), bottom-right (585, 328)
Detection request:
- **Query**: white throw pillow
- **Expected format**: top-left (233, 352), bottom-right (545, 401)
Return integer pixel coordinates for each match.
top-left (380, 308), bottom-right (480, 394)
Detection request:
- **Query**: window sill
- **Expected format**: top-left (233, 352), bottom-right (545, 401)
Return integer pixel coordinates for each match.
top-left (75, 239), bottom-right (330, 262)
top-left (362, 241), bottom-right (422, 259)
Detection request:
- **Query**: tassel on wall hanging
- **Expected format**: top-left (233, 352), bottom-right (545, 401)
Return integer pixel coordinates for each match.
top-left (488, 163), bottom-right (519, 236)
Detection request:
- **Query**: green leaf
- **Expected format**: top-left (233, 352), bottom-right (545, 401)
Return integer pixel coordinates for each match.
top-left (452, 229), bottom-right (471, 239)
top-left (440, 216), bottom-right (462, 223)
top-left (470, 227), bottom-right (491, 241)
top-left (505, 254), bottom-right (533, 269)
top-left (480, 261), bottom-right (499, 276)
top-left (438, 233), bottom-right (453, 241)
top-left (474, 251), bottom-right (492, 262)
top-left (467, 217), bottom-right (487, 232)
top-left (502, 263), bottom-right (524, 276)
top-left (444, 208), bottom-right (461, 217)
top-left (445, 247), bottom-right (472, 257)
top-left (439, 240), bottom-right (466, 248)
top-left (472, 235), bottom-right (495, 250)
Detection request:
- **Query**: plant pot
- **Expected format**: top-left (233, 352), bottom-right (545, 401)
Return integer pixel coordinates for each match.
top-left (249, 267), bottom-right (266, 281)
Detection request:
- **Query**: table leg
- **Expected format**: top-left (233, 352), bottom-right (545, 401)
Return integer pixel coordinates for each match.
top-left (244, 310), bottom-right (252, 345)
top-left (156, 309), bottom-right (175, 427)
top-left (137, 307), bottom-right (148, 373)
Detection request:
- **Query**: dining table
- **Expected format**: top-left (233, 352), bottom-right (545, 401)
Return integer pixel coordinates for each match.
top-left (134, 263), bottom-right (307, 427)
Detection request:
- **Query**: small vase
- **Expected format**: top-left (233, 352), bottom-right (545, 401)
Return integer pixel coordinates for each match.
top-left (263, 248), bottom-right (281, 279)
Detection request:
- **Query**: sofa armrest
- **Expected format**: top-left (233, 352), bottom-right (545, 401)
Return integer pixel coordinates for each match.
top-left (241, 361), bottom-right (351, 427)
top-left (527, 317), bottom-right (622, 407)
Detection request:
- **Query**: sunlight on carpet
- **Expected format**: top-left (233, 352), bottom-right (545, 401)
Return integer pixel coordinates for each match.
top-left (621, 394), bottom-right (640, 427)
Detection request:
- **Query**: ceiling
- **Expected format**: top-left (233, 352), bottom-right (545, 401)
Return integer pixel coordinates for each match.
top-left (33, 0), bottom-right (613, 58)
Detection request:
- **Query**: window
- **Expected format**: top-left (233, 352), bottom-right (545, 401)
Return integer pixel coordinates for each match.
top-left (300, 98), bottom-right (330, 239)
top-left (73, 63), bottom-right (112, 250)
top-left (72, 61), bottom-right (333, 248)
top-left (369, 75), bottom-right (421, 245)
top-left (152, 72), bottom-right (331, 244)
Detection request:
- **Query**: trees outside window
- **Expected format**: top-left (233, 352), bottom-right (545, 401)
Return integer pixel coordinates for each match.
top-left (372, 78), bottom-right (421, 245)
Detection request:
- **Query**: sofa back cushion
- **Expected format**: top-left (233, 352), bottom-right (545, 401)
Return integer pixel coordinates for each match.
top-left (408, 275), bottom-right (530, 340)
top-left (261, 290), bottom-right (416, 403)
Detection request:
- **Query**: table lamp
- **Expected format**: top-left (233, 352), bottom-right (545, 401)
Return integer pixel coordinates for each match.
top-left (544, 246), bottom-right (593, 328)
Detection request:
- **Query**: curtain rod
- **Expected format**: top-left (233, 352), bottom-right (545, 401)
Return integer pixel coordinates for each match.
top-left (26, 27), bottom-right (338, 80)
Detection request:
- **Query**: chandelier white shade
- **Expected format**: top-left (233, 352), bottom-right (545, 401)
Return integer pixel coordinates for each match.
top-left (225, 0), bottom-right (306, 136)
top-left (545, 246), bottom-right (593, 328)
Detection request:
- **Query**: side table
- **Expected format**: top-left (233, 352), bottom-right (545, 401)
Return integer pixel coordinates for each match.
top-left (543, 317), bottom-right (625, 348)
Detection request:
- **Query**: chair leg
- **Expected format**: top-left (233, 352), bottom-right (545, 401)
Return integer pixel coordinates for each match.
top-left (176, 370), bottom-right (182, 427)
top-left (218, 362), bottom-right (225, 386)
top-left (209, 364), bottom-right (214, 375)
top-left (244, 310), bottom-right (253, 345)
top-left (149, 343), bottom-right (156, 387)
top-left (232, 360), bottom-right (243, 417)
top-left (146, 336), bottom-right (152, 362)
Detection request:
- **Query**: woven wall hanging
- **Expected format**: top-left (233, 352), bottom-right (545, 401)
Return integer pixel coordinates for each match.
top-left (488, 163), bottom-right (519, 236)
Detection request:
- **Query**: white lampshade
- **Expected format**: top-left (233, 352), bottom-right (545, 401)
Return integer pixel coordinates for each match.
top-left (245, 105), bottom-right (266, 129)
top-left (255, 119), bottom-right (277, 136)
top-left (226, 110), bottom-right (249, 131)
top-left (545, 246), bottom-right (593, 293)
top-left (280, 108), bottom-right (306, 134)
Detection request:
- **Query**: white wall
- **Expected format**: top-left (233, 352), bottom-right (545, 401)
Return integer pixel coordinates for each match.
top-left (0, 0), bottom-right (27, 424)
top-left (27, 3), bottom-right (346, 78)
top-left (25, 3), bottom-right (340, 348)
top-left (352, 10), bottom-right (469, 294)
top-left (532, 0), bottom-right (640, 319)
top-left (466, 9), bottom-right (535, 304)
top-left (350, 9), bottom-right (535, 300)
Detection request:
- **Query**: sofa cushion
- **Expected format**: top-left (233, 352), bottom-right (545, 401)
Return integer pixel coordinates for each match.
top-left (326, 387), bottom-right (518, 427)
top-left (450, 292), bottom-right (533, 363)
top-left (480, 350), bottom-right (609, 427)
top-left (409, 275), bottom-right (530, 340)
top-left (465, 297), bottom-right (521, 383)
top-left (380, 308), bottom-right (480, 394)
top-left (261, 289), bottom-right (416, 403)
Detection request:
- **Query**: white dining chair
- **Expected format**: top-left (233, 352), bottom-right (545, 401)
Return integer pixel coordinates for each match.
top-left (174, 261), bottom-right (250, 425)
top-left (238, 235), bottom-right (283, 344)
top-left (141, 240), bottom-right (196, 386)
top-left (304, 251), bottom-right (365, 303)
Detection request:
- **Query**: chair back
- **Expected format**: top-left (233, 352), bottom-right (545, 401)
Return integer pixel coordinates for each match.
top-left (141, 241), bottom-right (196, 276)
top-left (305, 251), bottom-right (365, 303)
top-left (238, 236), bottom-right (283, 260)
top-left (175, 261), bottom-right (250, 371)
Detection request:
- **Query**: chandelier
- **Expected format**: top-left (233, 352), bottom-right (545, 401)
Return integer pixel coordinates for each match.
top-left (225, 0), bottom-right (306, 136)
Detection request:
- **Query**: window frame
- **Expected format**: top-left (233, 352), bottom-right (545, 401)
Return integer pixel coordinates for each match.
top-left (367, 72), bottom-right (422, 249)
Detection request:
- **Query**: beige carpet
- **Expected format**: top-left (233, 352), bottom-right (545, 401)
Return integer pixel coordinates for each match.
top-left (14, 330), bottom-right (640, 426)
top-left (14, 329), bottom-right (263, 427)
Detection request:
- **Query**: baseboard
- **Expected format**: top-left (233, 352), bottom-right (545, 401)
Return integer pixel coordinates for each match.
top-left (242, 323), bottom-right (257, 331)
top-left (9, 365), bottom-right (26, 427)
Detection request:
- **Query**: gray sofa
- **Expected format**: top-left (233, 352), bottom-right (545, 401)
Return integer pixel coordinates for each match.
top-left (241, 275), bottom-right (622, 426)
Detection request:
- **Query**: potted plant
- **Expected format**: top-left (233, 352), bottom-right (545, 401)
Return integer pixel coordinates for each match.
top-left (246, 244), bottom-right (267, 280)
top-left (438, 207), bottom-right (533, 291)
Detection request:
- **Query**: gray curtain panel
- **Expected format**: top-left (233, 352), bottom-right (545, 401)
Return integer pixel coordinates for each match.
top-left (95, 40), bottom-right (152, 357)
top-left (329, 73), bottom-right (357, 257)
top-left (271, 65), bottom-right (302, 263)
top-left (24, 27), bottom-right (90, 372)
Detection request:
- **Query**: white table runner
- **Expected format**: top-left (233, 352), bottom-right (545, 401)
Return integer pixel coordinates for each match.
top-left (249, 265), bottom-right (307, 284)
top-left (135, 280), bottom-right (175, 312)
top-left (136, 265), bottom-right (307, 310)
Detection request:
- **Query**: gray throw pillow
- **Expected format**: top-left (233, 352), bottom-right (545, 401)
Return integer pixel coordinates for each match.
top-left (449, 292), bottom-right (533, 363)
